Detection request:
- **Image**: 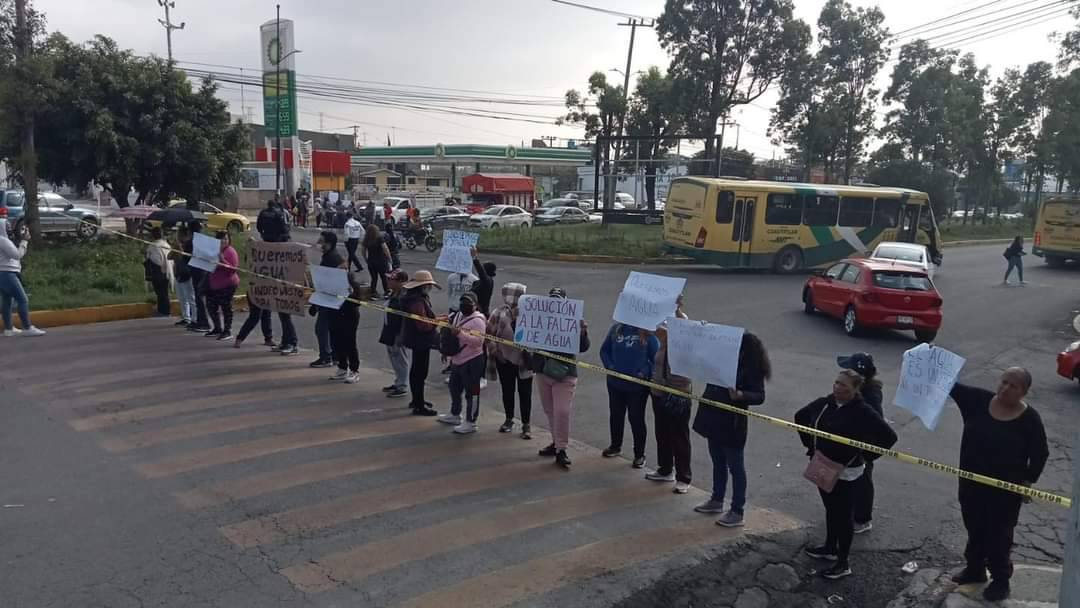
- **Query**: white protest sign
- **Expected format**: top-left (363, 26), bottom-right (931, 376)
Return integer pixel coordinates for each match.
top-left (435, 230), bottom-right (479, 275)
top-left (514, 294), bottom-right (584, 355)
top-left (894, 343), bottom-right (966, 431)
top-left (189, 232), bottom-right (220, 273)
top-left (666, 318), bottom-right (744, 389)
top-left (612, 271), bottom-right (687, 330)
top-left (308, 265), bottom-right (350, 310)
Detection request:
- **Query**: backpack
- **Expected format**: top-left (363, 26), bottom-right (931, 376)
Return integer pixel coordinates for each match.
top-left (438, 313), bottom-right (464, 357)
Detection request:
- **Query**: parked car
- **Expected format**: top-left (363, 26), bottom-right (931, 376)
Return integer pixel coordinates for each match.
top-left (468, 205), bottom-right (532, 229)
top-left (383, 196), bottom-right (414, 223)
top-left (533, 206), bottom-right (590, 226)
top-left (1058, 340), bottom-right (1080, 386)
top-left (802, 258), bottom-right (943, 342)
top-left (150, 201), bottom-right (250, 234)
top-left (0, 190), bottom-right (100, 240)
top-left (869, 241), bottom-right (937, 279)
top-left (536, 197), bottom-right (583, 214)
top-left (420, 205), bottom-right (470, 230)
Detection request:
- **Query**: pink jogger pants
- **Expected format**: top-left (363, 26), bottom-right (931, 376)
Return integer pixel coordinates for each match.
top-left (537, 374), bottom-right (578, 449)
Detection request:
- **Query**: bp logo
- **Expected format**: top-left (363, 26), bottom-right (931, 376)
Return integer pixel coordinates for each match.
top-left (506, 145), bottom-right (518, 159)
top-left (266, 37), bottom-right (282, 66)
top-left (434, 143), bottom-right (446, 159)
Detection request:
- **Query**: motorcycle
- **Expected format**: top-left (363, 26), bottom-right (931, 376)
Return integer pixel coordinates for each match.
top-left (403, 224), bottom-right (439, 252)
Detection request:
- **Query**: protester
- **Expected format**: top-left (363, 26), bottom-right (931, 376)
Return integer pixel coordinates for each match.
top-left (384, 219), bottom-right (402, 270)
top-left (362, 224), bottom-right (391, 297)
top-left (234, 295), bottom-right (276, 349)
top-left (600, 322), bottom-right (660, 469)
top-left (185, 221), bottom-right (211, 333)
top-left (364, 200), bottom-right (376, 227)
top-left (1003, 235), bottom-right (1026, 286)
top-left (172, 226), bottom-right (195, 327)
top-left (534, 287), bottom-right (590, 469)
top-left (313, 198), bottom-right (323, 228)
top-left (205, 231), bottom-right (239, 340)
top-left (328, 272), bottom-right (363, 384)
top-left (486, 282), bottom-right (532, 438)
top-left (297, 190), bottom-right (309, 228)
top-left (311, 231), bottom-right (344, 368)
top-left (446, 269), bottom-right (478, 315)
top-left (795, 370), bottom-right (898, 580)
top-left (948, 368), bottom-right (1048, 601)
top-left (256, 201), bottom-right (298, 354)
top-left (0, 212), bottom-right (45, 337)
top-left (468, 248), bottom-right (496, 316)
top-left (646, 301), bottom-right (692, 493)
top-left (437, 292), bottom-right (488, 434)
top-left (377, 269), bottom-right (411, 399)
top-left (837, 353), bottom-right (884, 535)
top-left (144, 226), bottom-right (173, 318)
top-left (344, 212), bottom-right (364, 273)
top-left (693, 332), bottom-right (772, 526)
top-left (400, 270), bottom-right (441, 416)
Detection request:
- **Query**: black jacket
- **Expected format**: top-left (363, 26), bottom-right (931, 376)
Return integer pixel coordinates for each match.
top-left (795, 395), bottom-right (898, 469)
top-left (470, 258), bottom-right (494, 316)
top-left (1004, 241), bottom-right (1025, 258)
top-left (693, 358), bottom-right (767, 448)
top-left (861, 381), bottom-right (884, 418)
top-left (257, 207), bottom-right (290, 243)
top-left (378, 292), bottom-right (406, 346)
top-left (175, 240), bottom-right (193, 282)
top-left (399, 289), bottom-right (437, 351)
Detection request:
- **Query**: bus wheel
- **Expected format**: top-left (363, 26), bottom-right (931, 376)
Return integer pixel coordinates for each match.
top-left (773, 246), bottom-right (804, 274)
top-left (1045, 255), bottom-right (1066, 268)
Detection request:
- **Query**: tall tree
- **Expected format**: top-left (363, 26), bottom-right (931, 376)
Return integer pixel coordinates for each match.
top-left (625, 66), bottom-right (682, 208)
top-left (882, 40), bottom-right (959, 166)
top-left (557, 72), bottom-right (625, 206)
top-left (657, 0), bottom-right (809, 166)
top-left (1042, 69), bottom-right (1080, 193)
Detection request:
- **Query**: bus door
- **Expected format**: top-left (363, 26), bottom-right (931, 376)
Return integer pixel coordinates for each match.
top-left (897, 203), bottom-right (920, 243)
top-left (732, 196), bottom-right (757, 266)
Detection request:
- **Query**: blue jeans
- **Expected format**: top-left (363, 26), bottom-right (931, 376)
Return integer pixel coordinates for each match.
top-left (175, 279), bottom-right (195, 322)
top-left (708, 438), bottom-right (747, 514)
top-left (0, 271), bottom-right (31, 330)
top-left (315, 308), bottom-right (334, 360)
top-left (1005, 255), bottom-right (1024, 282)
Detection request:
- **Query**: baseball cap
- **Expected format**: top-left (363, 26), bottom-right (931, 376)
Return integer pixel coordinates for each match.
top-left (837, 353), bottom-right (876, 377)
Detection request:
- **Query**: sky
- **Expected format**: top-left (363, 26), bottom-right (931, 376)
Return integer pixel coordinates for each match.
top-left (32, 0), bottom-right (1076, 160)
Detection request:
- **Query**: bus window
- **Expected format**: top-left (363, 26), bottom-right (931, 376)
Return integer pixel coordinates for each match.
top-left (872, 199), bottom-right (900, 227)
top-left (765, 193), bottom-right (802, 225)
top-left (918, 206), bottom-right (935, 233)
top-left (838, 197), bottom-right (874, 227)
top-left (802, 195), bottom-right (839, 226)
top-left (715, 191), bottom-right (735, 223)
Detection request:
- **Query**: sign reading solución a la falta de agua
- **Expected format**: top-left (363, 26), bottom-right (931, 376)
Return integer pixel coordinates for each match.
top-left (514, 295), bottom-right (584, 355)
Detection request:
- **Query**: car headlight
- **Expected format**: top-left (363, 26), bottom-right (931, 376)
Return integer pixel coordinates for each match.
top-left (1067, 341), bottom-right (1080, 353)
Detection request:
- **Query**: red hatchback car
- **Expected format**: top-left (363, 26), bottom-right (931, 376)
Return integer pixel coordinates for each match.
top-left (802, 258), bottom-right (943, 342)
top-left (1057, 341), bottom-right (1080, 385)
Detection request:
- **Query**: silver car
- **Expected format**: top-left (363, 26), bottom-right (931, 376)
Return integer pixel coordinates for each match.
top-left (0, 190), bottom-right (100, 240)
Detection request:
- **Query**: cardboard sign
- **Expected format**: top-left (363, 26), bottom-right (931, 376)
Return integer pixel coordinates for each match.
top-left (894, 343), bottom-right (966, 431)
top-left (189, 233), bottom-right (220, 273)
top-left (666, 318), bottom-right (744, 389)
top-left (435, 230), bottom-right (479, 275)
top-left (612, 271), bottom-right (687, 330)
top-left (514, 294), bottom-right (584, 355)
top-left (247, 241), bottom-right (309, 314)
top-left (308, 265), bottom-right (350, 310)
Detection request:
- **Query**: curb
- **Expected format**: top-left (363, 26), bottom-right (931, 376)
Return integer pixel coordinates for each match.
top-left (478, 250), bottom-right (690, 265)
top-left (19, 295), bottom-right (249, 330)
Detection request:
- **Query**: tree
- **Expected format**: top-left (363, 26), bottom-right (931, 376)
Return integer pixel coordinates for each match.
top-left (624, 66), bottom-right (682, 208)
top-left (882, 40), bottom-right (959, 166)
top-left (1042, 69), bottom-right (1080, 193)
top-left (558, 72), bottom-right (625, 207)
top-left (1058, 4), bottom-right (1080, 69)
top-left (657, 0), bottom-right (809, 166)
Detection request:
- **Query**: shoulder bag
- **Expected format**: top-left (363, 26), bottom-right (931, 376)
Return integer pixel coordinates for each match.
top-left (802, 406), bottom-right (856, 493)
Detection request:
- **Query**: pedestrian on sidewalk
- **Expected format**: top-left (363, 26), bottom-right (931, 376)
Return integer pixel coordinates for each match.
top-left (1002, 235), bottom-right (1027, 285)
top-left (600, 321), bottom-right (660, 469)
top-left (438, 292), bottom-right (487, 434)
top-left (534, 287), bottom-right (590, 469)
top-left (344, 213), bottom-right (364, 273)
top-left (328, 273), bottom-right (363, 384)
top-left (837, 353), bottom-right (884, 535)
top-left (311, 231), bottom-right (344, 368)
top-left (0, 211), bottom-right (45, 337)
top-left (486, 282), bottom-right (533, 438)
top-left (646, 301), bottom-right (693, 493)
top-left (185, 221), bottom-right (211, 333)
top-left (378, 269), bottom-right (411, 399)
top-left (795, 370), bottom-right (898, 581)
top-left (144, 226), bottom-right (173, 318)
top-left (362, 224), bottom-right (391, 298)
top-left (948, 368), bottom-right (1048, 602)
top-left (205, 231), bottom-right (239, 341)
top-left (172, 226), bottom-right (195, 327)
top-left (400, 270), bottom-right (441, 416)
top-left (693, 332), bottom-right (771, 526)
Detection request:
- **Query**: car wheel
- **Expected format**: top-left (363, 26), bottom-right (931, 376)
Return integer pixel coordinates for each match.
top-left (522, 222), bottom-right (531, 229)
top-left (1045, 255), bottom-right (1066, 268)
top-left (773, 246), bottom-right (804, 274)
top-left (227, 221), bottom-right (243, 234)
top-left (914, 329), bottom-right (938, 343)
top-left (802, 288), bottom-right (815, 314)
top-left (843, 305), bottom-right (860, 336)
top-left (490, 223), bottom-right (499, 229)
top-left (76, 218), bottom-right (99, 239)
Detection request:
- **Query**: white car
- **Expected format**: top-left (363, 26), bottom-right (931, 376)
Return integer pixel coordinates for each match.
top-left (869, 241), bottom-right (937, 279)
top-left (382, 196), bottom-right (414, 223)
top-left (468, 205), bottom-right (532, 229)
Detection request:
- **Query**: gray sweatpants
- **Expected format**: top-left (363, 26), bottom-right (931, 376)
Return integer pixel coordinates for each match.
top-left (386, 344), bottom-right (410, 390)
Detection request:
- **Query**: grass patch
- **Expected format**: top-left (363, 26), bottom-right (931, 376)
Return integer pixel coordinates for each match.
top-left (22, 233), bottom-right (249, 311)
top-left (939, 219), bottom-right (1033, 242)
top-left (475, 223), bottom-right (665, 259)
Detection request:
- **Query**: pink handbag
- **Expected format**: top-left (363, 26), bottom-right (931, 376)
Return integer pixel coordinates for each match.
top-left (803, 407), bottom-right (854, 493)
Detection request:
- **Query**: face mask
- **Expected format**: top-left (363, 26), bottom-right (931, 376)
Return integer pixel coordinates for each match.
top-left (460, 302), bottom-right (475, 315)
top-left (422, 286), bottom-right (433, 295)
top-left (504, 294), bottom-right (516, 306)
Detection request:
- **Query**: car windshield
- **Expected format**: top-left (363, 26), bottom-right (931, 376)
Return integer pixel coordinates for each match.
top-left (874, 246), bottom-right (923, 263)
top-left (541, 208), bottom-right (563, 215)
top-left (873, 271), bottom-right (932, 291)
top-left (478, 207), bottom-right (502, 216)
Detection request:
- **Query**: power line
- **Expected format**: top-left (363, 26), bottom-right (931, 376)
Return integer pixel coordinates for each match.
top-left (928, 5), bottom-right (1075, 47)
top-left (549, 0), bottom-right (652, 21)
top-left (892, 0), bottom-right (1014, 37)
top-left (890, 1), bottom-right (1076, 54)
top-left (894, 0), bottom-right (1064, 41)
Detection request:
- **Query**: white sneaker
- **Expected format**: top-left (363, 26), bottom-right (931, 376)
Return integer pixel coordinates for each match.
top-left (328, 368), bottom-right (348, 381)
top-left (673, 481), bottom-right (691, 494)
top-left (437, 413), bottom-right (462, 425)
top-left (453, 421), bottom-right (477, 434)
top-left (344, 372), bottom-right (360, 384)
top-left (21, 326), bottom-right (45, 337)
top-left (2, 328), bottom-right (22, 337)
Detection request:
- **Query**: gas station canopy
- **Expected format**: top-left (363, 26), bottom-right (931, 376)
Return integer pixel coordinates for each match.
top-left (351, 144), bottom-right (592, 168)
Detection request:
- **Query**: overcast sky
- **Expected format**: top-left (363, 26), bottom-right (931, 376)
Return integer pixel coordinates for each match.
top-left (33, 0), bottom-right (1075, 159)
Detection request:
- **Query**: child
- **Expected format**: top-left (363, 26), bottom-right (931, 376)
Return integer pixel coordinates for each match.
top-left (437, 292), bottom-right (488, 434)
top-left (378, 269), bottom-right (411, 398)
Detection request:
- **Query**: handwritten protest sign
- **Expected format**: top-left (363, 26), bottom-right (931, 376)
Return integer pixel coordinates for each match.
top-left (247, 241), bottom-right (309, 314)
top-left (666, 318), bottom-right (745, 389)
top-left (612, 271), bottom-right (687, 330)
top-left (189, 233), bottom-right (220, 273)
top-left (514, 294), bottom-right (584, 355)
top-left (308, 265), bottom-right (350, 310)
top-left (435, 230), bottom-right (479, 275)
top-left (894, 343), bottom-right (966, 430)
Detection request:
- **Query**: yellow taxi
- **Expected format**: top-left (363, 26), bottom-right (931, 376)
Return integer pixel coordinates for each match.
top-left (148, 200), bottom-right (251, 234)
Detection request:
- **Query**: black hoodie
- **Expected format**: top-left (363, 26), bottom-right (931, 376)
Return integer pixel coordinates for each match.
top-left (795, 395), bottom-right (898, 469)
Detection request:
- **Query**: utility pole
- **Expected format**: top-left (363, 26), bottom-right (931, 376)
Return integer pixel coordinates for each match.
top-left (608, 17), bottom-right (654, 207)
top-left (1062, 437), bottom-right (1079, 607)
top-left (156, 0), bottom-right (185, 63)
top-left (14, 0), bottom-right (38, 242)
top-left (715, 118), bottom-right (739, 177)
top-left (274, 4), bottom-right (282, 200)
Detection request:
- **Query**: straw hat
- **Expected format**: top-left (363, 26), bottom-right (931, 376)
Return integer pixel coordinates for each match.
top-left (403, 269), bottom-right (441, 290)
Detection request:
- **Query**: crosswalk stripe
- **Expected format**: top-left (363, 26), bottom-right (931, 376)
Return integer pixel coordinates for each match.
top-left (70, 367), bottom-right (318, 410)
top-left (219, 458), bottom-right (599, 548)
top-left (135, 415), bottom-right (432, 479)
top-left (395, 509), bottom-right (803, 608)
top-left (282, 482), bottom-right (680, 593)
top-left (69, 382), bottom-right (353, 432)
top-left (174, 431), bottom-right (525, 510)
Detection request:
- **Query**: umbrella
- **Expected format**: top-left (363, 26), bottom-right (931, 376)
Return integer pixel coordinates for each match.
top-left (147, 208), bottom-right (208, 226)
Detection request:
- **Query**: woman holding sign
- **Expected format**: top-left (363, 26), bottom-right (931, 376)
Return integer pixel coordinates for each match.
top-left (600, 323), bottom-right (660, 469)
top-left (948, 368), bottom-right (1048, 602)
top-left (486, 282), bottom-right (533, 438)
top-left (534, 287), bottom-right (590, 469)
top-left (205, 231), bottom-right (239, 341)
